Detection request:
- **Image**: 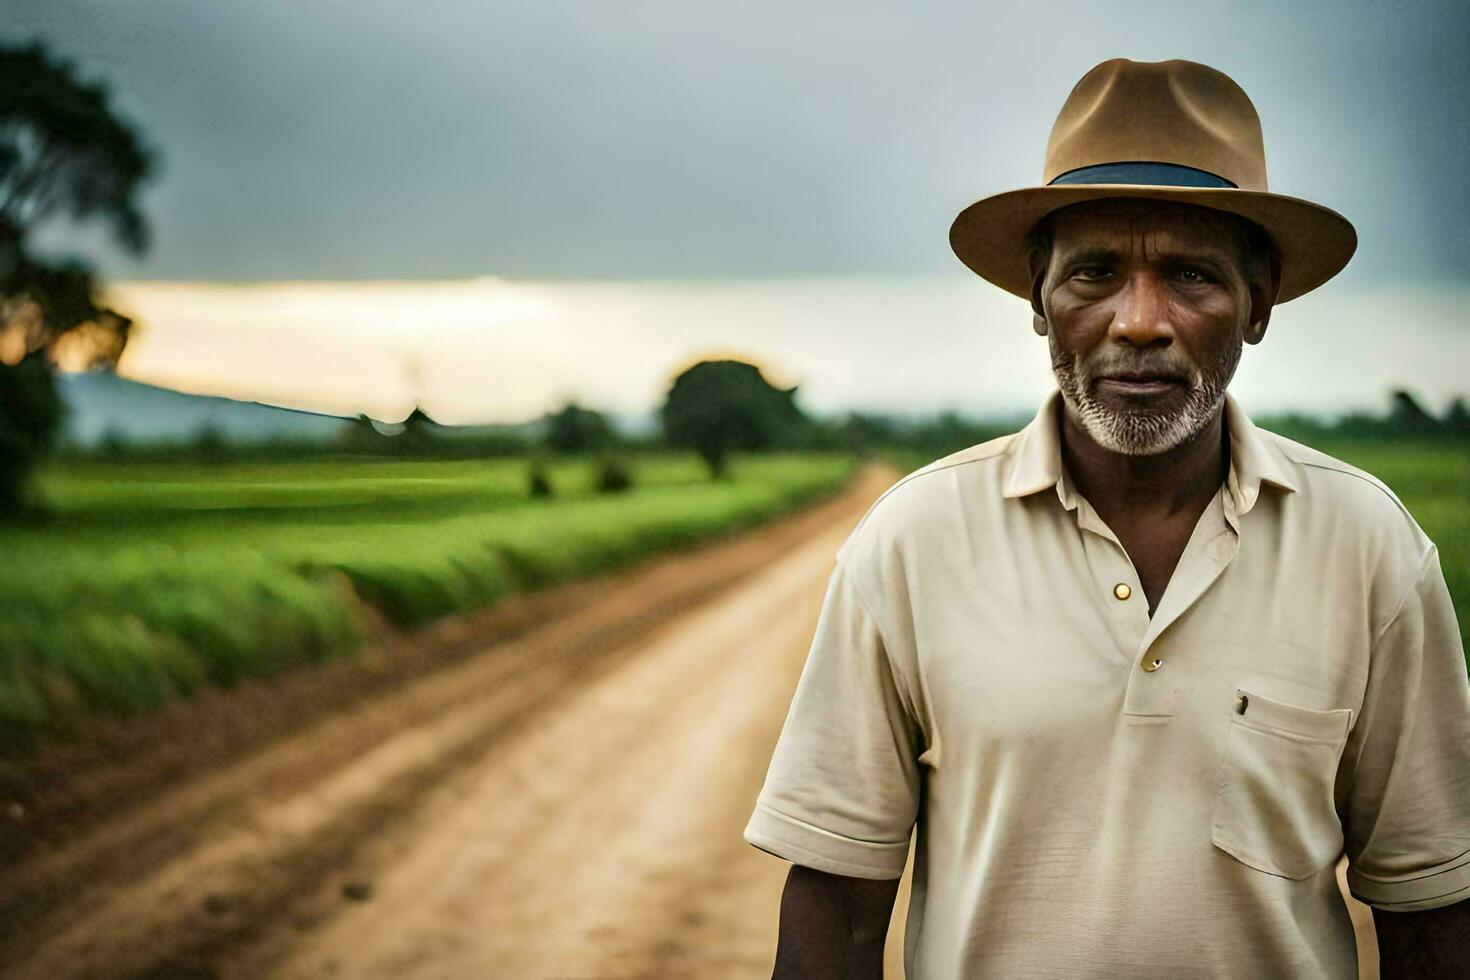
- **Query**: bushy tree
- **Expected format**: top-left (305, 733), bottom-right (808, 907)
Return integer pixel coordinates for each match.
top-left (1388, 389), bottom-right (1440, 435)
top-left (595, 455), bottom-right (632, 494)
top-left (658, 358), bottom-right (807, 479)
top-left (544, 401), bottom-right (614, 453)
top-left (1445, 398), bottom-right (1469, 435)
top-left (835, 411), bottom-right (901, 451)
top-left (398, 406), bottom-right (443, 453)
top-left (0, 343), bottom-right (63, 508)
top-left (528, 460), bottom-right (554, 498)
top-left (0, 40), bottom-right (157, 514)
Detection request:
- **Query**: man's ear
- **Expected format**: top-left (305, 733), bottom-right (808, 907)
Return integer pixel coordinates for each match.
top-left (1027, 246), bottom-right (1049, 337)
top-left (1244, 252), bottom-right (1282, 345)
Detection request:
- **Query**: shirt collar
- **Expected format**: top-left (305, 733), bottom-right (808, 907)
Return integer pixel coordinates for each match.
top-left (1001, 388), bottom-right (1299, 516)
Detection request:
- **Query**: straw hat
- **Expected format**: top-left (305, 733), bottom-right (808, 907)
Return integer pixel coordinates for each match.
top-left (949, 58), bottom-right (1357, 303)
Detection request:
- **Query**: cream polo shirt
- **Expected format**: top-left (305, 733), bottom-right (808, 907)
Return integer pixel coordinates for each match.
top-left (745, 389), bottom-right (1470, 978)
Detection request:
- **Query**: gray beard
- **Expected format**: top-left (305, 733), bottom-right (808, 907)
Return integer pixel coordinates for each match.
top-left (1049, 333), bottom-right (1242, 456)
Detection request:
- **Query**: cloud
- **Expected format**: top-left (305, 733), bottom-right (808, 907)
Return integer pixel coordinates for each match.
top-left (8, 0), bottom-right (1468, 283)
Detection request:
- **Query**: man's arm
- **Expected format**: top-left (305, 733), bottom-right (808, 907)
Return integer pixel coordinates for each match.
top-left (772, 864), bottom-right (901, 979)
top-left (1340, 545), bottom-right (1470, 963)
top-left (1373, 899), bottom-right (1470, 979)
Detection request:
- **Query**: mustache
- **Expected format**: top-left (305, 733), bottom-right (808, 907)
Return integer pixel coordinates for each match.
top-left (1075, 348), bottom-right (1199, 384)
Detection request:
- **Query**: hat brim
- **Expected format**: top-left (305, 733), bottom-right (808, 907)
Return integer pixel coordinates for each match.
top-left (949, 184), bottom-right (1357, 304)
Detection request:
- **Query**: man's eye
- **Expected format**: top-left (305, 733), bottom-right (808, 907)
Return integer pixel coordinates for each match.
top-left (1176, 268), bottom-right (1212, 284)
top-left (1071, 267), bottom-right (1111, 281)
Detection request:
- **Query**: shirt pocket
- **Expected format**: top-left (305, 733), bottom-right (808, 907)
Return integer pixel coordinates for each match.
top-left (1210, 687), bottom-right (1354, 879)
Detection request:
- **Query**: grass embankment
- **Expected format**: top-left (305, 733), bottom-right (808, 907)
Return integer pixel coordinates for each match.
top-left (887, 437), bottom-right (1470, 663)
top-left (0, 452), bottom-right (857, 735)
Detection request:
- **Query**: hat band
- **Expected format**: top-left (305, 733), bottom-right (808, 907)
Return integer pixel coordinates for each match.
top-left (1047, 161), bottom-right (1237, 189)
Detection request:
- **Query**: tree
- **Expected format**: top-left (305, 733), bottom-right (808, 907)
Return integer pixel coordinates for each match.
top-left (191, 421), bottom-right (228, 463)
top-left (544, 401), bottom-right (615, 454)
top-left (527, 459), bottom-right (554, 498)
top-left (0, 341), bottom-right (63, 508)
top-left (595, 455), bottom-right (633, 494)
top-left (98, 423), bottom-right (128, 458)
top-left (0, 40), bottom-right (157, 514)
top-left (398, 406), bottom-right (442, 453)
top-left (835, 411), bottom-right (901, 451)
top-left (658, 358), bottom-right (808, 479)
top-left (1444, 397), bottom-right (1469, 436)
top-left (1388, 389), bottom-right (1440, 435)
top-left (341, 413), bottom-right (389, 454)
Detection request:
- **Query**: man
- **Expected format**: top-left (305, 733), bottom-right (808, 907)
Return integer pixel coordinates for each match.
top-left (744, 58), bottom-right (1470, 977)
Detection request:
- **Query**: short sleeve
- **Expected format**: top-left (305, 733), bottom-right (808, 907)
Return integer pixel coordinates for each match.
top-left (1341, 545), bottom-right (1470, 912)
top-left (743, 554), bottom-right (921, 880)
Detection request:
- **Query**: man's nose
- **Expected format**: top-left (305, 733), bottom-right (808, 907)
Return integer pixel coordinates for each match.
top-left (1108, 273), bottom-right (1174, 347)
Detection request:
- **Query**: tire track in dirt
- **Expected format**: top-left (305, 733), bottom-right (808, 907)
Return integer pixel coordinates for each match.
top-left (267, 491), bottom-right (853, 978)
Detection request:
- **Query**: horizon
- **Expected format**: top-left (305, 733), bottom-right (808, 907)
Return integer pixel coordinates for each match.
top-left (100, 274), bottom-right (1470, 429)
top-left (11, 2), bottom-right (1466, 435)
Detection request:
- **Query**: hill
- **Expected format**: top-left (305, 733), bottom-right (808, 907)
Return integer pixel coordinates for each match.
top-left (55, 372), bottom-right (355, 449)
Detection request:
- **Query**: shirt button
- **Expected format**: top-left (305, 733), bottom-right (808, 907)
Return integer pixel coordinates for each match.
top-left (1113, 583), bottom-right (1132, 600)
top-left (1141, 657), bottom-right (1163, 672)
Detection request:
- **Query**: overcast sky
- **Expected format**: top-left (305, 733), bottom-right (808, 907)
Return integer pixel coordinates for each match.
top-left (9, 0), bottom-right (1469, 286)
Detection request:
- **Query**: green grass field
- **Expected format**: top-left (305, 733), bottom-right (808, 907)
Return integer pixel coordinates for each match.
top-left (0, 452), bottom-right (857, 735)
top-left (2, 437), bottom-right (1463, 739)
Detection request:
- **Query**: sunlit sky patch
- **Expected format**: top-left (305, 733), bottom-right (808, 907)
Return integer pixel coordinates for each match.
top-left (111, 277), bottom-right (1470, 425)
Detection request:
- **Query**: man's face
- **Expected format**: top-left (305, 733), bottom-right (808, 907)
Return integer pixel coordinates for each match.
top-left (1029, 198), bottom-right (1275, 456)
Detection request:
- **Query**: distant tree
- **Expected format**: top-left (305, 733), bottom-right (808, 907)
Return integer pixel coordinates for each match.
top-left (341, 413), bottom-right (387, 454)
top-left (399, 406), bottom-right (442, 453)
top-left (98, 423), bottom-right (128, 457)
top-left (836, 411), bottom-right (901, 451)
top-left (1332, 410), bottom-right (1387, 439)
top-left (1444, 397), bottom-right (1469, 435)
top-left (0, 40), bottom-right (157, 515)
top-left (1388, 389), bottom-right (1441, 435)
top-left (658, 358), bottom-right (808, 479)
top-left (544, 401), bottom-right (615, 454)
top-left (911, 409), bottom-right (967, 454)
top-left (0, 342), bottom-right (63, 508)
top-left (528, 459), bottom-right (553, 498)
top-left (595, 455), bottom-right (633, 494)
top-left (192, 422), bottom-right (228, 463)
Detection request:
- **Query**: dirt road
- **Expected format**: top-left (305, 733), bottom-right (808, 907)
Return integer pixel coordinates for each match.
top-left (0, 458), bottom-right (1377, 978)
top-left (269, 475), bottom-right (890, 980)
top-left (0, 463), bottom-right (904, 978)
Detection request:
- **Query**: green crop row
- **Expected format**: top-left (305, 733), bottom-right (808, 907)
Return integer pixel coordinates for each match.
top-left (0, 452), bottom-right (856, 737)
